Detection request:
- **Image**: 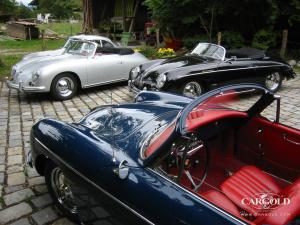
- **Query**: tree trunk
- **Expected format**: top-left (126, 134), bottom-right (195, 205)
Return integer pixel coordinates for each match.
top-left (82, 0), bottom-right (93, 34)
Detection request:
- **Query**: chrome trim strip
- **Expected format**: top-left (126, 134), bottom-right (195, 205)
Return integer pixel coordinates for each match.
top-left (187, 65), bottom-right (282, 77)
top-left (83, 78), bottom-right (127, 88)
top-left (148, 168), bottom-right (249, 225)
top-left (34, 137), bottom-right (155, 225)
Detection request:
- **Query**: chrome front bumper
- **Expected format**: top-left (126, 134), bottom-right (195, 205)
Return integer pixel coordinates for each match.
top-left (128, 80), bottom-right (141, 94)
top-left (6, 80), bottom-right (45, 93)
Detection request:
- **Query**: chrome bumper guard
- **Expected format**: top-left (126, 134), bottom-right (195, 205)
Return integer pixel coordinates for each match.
top-left (6, 80), bottom-right (45, 92)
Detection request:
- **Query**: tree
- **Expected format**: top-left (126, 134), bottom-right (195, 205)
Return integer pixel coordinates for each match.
top-left (37, 0), bottom-right (81, 19)
top-left (15, 3), bottom-right (35, 19)
top-left (0, 0), bottom-right (17, 15)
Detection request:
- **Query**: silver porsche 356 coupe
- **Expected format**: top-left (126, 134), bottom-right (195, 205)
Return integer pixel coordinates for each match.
top-left (22, 34), bottom-right (116, 61)
top-left (7, 40), bottom-right (148, 100)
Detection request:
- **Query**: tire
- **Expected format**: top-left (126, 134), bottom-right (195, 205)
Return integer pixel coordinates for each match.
top-left (50, 73), bottom-right (78, 100)
top-left (45, 161), bottom-right (80, 223)
top-left (264, 72), bottom-right (282, 92)
top-left (181, 81), bottom-right (205, 98)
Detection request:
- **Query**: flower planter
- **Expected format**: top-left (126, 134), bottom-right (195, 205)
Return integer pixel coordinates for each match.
top-left (164, 39), bottom-right (182, 51)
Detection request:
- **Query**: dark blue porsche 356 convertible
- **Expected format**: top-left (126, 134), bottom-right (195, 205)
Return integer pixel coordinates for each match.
top-left (28, 84), bottom-right (300, 225)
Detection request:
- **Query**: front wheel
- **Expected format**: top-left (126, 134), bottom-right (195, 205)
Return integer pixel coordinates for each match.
top-left (50, 73), bottom-right (78, 100)
top-left (45, 162), bottom-right (80, 222)
top-left (264, 72), bottom-right (282, 92)
top-left (181, 81), bottom-right (204, 98)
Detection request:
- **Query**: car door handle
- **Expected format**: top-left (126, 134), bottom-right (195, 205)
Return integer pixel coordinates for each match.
top-left (283, 134), bottom-right (300, 146)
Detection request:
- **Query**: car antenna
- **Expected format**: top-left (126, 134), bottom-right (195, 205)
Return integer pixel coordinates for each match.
top-left (111, 92), bottom-right (117, 163)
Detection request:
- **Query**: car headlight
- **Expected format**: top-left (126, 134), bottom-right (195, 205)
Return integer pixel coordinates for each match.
top-left (156, 74), bottom-right (166, 89)
top-left (31, 70), bottom-right (41, 83)
top-left (130, 66), bottom-right (141, 79)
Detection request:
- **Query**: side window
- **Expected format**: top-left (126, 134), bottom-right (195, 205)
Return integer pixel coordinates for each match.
top-left (102, 40), bottom-right (114, 48)
top-left (94, 40), bottom-right (101, 45)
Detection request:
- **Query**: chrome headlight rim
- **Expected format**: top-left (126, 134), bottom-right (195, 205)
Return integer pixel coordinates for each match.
top-left (156, 73), bottom-right (167, 89)
top-left (31, 70), bottom-right (41, 83)
top-left (131, 66), bottom-right (141, 79)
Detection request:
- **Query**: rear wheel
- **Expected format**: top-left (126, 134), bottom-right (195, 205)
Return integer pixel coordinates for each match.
top-left (264, 72), bottom-right (282, 92)
top-left (181, 81), bottom-right (204, 98)
top-left (50, 73), bottom-right (78, 100)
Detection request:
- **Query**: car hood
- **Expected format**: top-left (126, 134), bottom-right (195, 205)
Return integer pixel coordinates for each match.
top-left (32, 102), bottom-right (183, 168)
top-left (140, 55), bottom-right (219, 80)
top-left (80, 103), bottom-right (181, 144)
top-left (22, 48), bottom-right (65, 61)
top-left (14, 54), bottom-right (82, 79)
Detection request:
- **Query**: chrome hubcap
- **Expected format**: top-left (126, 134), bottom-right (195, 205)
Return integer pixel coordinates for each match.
top-left (183, 82), bottom-right (202, 98)
top-left (51, 167), bottom-right (77, 214)
top-left (56, 77), bottom-right (74, 97)
top-left (265, 72), bottom-right (280, 91)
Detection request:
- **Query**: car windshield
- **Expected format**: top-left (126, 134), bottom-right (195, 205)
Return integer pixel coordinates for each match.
top-left (63, 38), bottom-right (79, 49)
top-left (191, 43), bottom-right (226, 60)
top-left (65, 41), bottom-right (96, 56)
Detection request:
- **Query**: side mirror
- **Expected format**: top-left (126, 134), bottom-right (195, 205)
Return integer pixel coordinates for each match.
top-left (113, 160), bottom-right (129, 180)
top-left (274, 95), bottom-right (281, 123)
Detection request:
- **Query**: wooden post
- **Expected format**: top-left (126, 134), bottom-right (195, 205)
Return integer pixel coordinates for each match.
top-left (129, 0), bottom-right (140, 33)
top-left (217, 32), bottom-right (221, 45)
top-left (0, 55), bottom-right (4, 67)
top-left (280, 29), bottom-right (288, 58)
top-left (28, 27), bottom-right (32, 40)
top-left (156, 28), bottom-right (160, 47)
top-left (42, 30), bottom-right (45, 50)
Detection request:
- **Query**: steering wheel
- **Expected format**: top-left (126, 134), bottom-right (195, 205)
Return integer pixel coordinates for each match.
top-left (175, 136), bottom-right (210, 192)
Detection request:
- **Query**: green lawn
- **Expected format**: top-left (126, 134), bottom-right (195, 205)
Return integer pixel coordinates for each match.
top-left (38, 22), bottom-right (82, 37)
top-left (0, 39), bottom-right (66, 52)
top-left (0, 38), bottom-right (67, 79)
top-left (0, 55), bottom-right (22, 79)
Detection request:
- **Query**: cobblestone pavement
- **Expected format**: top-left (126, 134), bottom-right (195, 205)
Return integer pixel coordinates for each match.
top-left (0, 76), bottom-right (299, 225)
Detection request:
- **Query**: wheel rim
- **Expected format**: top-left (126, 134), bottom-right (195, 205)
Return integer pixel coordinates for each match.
top-left (56, 77), bottom-right (74, 97)
top-left (265, 72), bottom-right (280, 91)
top-left (51, 167), bottom-right (77, 214)
top-left (183, 82), bottom-right (202, 97)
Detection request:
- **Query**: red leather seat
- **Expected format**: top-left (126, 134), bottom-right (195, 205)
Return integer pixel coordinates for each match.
top-left (201, 190), bottom-right (241, 218)
top-left (220, 165), bottom-right (300, 225)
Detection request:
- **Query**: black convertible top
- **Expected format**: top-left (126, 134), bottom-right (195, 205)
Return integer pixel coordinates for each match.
top-left (226, 47), bottom-right (266, 59)
top-left (96, 47), bottom-right (134, 55)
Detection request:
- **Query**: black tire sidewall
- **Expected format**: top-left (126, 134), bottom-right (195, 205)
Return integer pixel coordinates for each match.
top-left (180, 80), bottom-right (205, 97)
top-left (265, 73), bottom-right (283, 92)
top-left (44, 161), bottom-right (80, 223)
top-left (50, 73), bottom-right (78, 100)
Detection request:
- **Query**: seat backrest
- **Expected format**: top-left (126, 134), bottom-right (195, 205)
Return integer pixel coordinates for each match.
top-left (254, 178), bottom-right (300, 225)
top-left (220, 166), bottom-right (282, 215)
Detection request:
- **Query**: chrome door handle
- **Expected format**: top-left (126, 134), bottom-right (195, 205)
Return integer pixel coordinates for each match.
top-left (283, 134), bottom-right (300, 146)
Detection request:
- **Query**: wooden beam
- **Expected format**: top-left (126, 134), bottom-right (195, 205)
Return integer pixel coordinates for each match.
top-left (122, 0), bottom-right (126, 32)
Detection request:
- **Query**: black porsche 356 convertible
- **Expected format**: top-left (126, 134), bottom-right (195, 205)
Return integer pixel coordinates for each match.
top-left (128, 43), bottom-right (296, 97)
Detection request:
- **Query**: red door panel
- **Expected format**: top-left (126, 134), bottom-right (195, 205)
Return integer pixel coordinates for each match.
top-left (236, 116), bottom-right (300, 181)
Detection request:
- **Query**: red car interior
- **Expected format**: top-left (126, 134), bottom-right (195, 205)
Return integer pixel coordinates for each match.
top-left (186, 110), bottom-right (248, 132)
top-left (161, 114), bottom-right (300, 225)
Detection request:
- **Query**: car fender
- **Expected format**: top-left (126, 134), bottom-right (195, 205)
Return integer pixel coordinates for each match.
top-left (135, 91), bottom-right (192, 108)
